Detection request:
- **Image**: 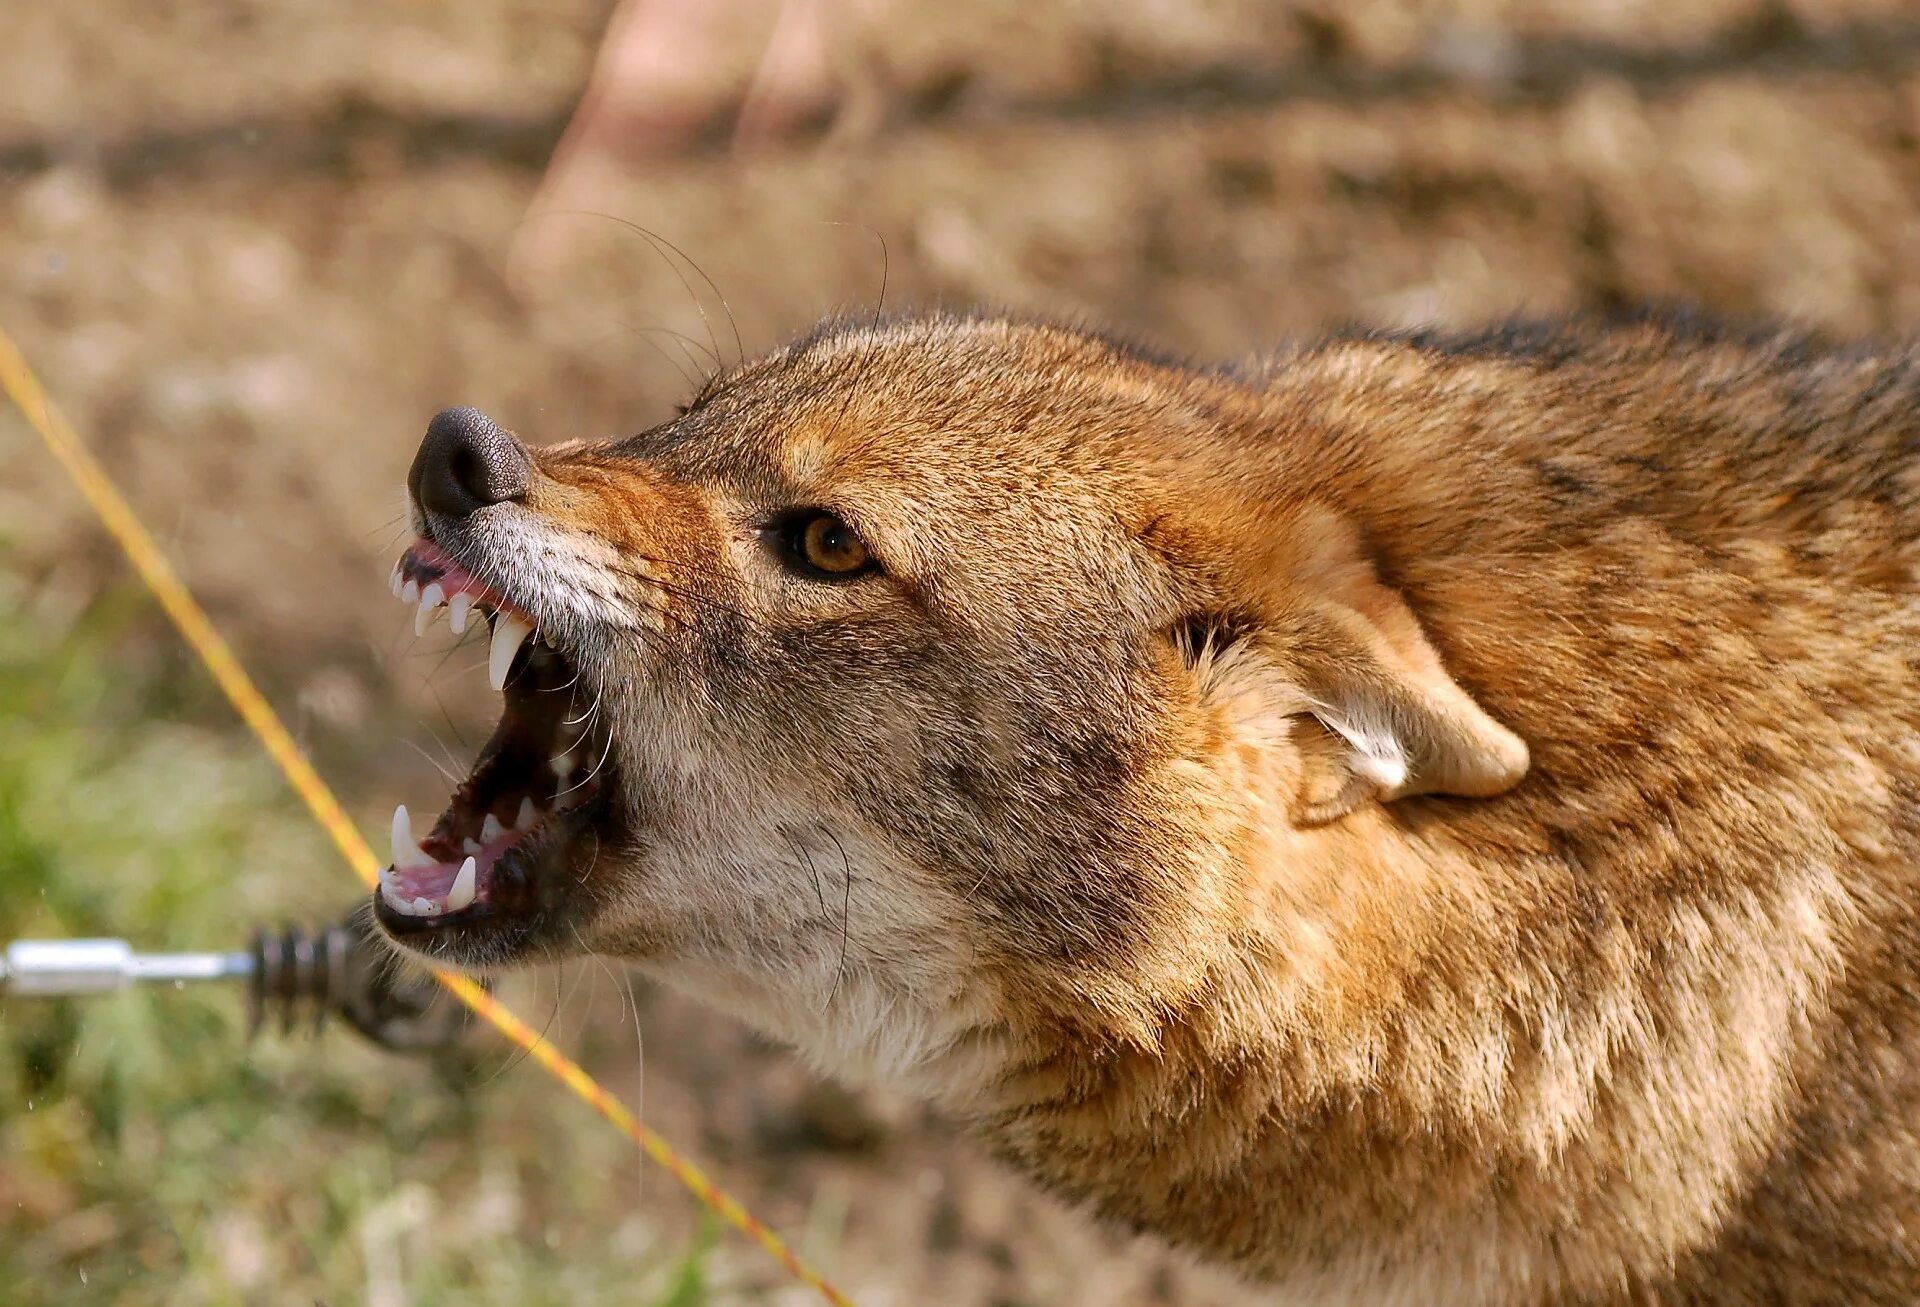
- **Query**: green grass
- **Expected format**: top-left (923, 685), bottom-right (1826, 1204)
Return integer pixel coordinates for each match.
top-left (0, 575), bottom-right (723, 1304)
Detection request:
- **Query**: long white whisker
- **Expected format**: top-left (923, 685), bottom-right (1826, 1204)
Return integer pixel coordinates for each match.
top-left (562, 689), bottom-right (603, 730)
top-left (558, 717), bottom-right (617, 796)
top-left (571, 920), bottom-right (646, 1209)
top-left (398, 738), bottom-right (461, 787)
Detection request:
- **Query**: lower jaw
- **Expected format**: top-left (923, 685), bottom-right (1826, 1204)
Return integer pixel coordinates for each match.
top-left (376, 898), bottom-right (545, 968)
top-left (375, 883), bottom-right (563, 972)
top-left (373, 797), bottom-right (614, 967)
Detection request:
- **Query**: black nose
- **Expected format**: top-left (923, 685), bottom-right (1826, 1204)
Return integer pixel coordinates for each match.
top-left (410, 407), bottom-right (532, 519)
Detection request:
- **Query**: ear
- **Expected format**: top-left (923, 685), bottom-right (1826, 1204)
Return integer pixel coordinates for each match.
top-left (1177, 517), bottom-right (1527, 826)
top-left (1253, 597), bottom-right (1529, 824)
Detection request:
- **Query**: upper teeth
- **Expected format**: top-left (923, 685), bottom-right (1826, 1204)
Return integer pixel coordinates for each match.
top-left (414, 583), bottom-right (445, 636)
top-left (489, 613), bottom-right (533, 691)
top-left (392, 560), bottom-right (537, 686)
top-left (383, 556), bottom-right (544, 922)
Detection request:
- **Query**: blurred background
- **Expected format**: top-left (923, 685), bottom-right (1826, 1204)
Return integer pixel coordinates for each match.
top-left (4, 1), bottom-right (1919, 1302)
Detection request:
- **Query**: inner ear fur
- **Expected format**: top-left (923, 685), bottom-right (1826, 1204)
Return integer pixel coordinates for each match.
top-left (1174, 513), bottom-right (1528, 825)
top-left (1259, 599), bottom-right (1528, 823)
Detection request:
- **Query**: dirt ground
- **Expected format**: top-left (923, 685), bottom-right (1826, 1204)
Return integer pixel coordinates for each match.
top-left (5, 1), bottom-right (1920, 1303)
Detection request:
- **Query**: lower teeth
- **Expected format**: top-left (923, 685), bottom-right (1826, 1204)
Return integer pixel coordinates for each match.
top-left (382, 788), bottom-right (568, 918)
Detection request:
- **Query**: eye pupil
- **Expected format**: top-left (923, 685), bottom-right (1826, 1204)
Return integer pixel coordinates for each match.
top-left (796, 512), bottom-right (870, 576)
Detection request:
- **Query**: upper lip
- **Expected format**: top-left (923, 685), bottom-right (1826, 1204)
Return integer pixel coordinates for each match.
top-left (391, 537), bottom-right (541, 691)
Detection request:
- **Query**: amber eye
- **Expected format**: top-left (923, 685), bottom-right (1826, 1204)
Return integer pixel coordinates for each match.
top-left (787, 512), bottom-right (873, 578)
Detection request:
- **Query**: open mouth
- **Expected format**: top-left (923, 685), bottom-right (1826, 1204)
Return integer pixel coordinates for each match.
top-left (374, 538), bottom-right (613, 945)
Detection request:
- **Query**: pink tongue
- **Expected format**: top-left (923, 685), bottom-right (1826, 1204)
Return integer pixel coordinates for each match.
top-left (386, 861), bottom-right (462, 899)
top-left (385, 822), bottom-right (530, 909)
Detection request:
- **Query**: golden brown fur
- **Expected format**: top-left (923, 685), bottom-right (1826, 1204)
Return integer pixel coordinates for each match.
top-left (391, 311), bottom-right (1920, 1303)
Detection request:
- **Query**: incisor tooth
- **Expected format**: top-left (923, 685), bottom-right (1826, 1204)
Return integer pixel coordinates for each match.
top-left (448, 591), bottom-right (472, 635)
top-left (401, 578), bottom-right (420, 604)
top-left (447, 857), bottom-right (477, 912)
top-left (488, 613), bottom-right (533, 690)
top-left (515, 796), bottom-right (536, 829)
top-left (412, 896), bottom-right (439, 916)
top-left (389, 564), bottom-right (405, 599)
top-left (391, 804), bottom-right (433, 869)
top-left (415, 583), bottom-right (445, 636)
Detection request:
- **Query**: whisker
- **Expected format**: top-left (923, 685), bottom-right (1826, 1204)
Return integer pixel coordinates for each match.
top-left (599, 317), bottom-right (703, 392)
top-left (563, 211), bottom-right (725, 373)
top-left (619, 964), bottom-right (646, 1210)
top-left (425, 725), bottom-right (469, 783)
top-left (636, 322), bottom-right (727, 374)
top-left (605, 551), bottom-right (739, 587)
top-left (582, 212), bottom-right (743, 367)
top-left (553, 956), bottom-right (593, 1051)
top-left (562, 689), bottom-right (603, 730)
top-left (788, 826), bottom-right (828, 918)
top-left (558, 720), bottom-right (617, 796)
top-left (569, 920), bottom-right (647, 1210)
top-left (480, 964), bottom-right (568, 1085)
top-left (823, 826), bottom-right (853, 1014)
top-left (603, 568), bottom-right (756, 626)
top-left (535, 654), bottom-right (585, 693)
top-left (398, 738), bottom-right (461, 787)
top-left (633, 320), bottom-right (717, 379)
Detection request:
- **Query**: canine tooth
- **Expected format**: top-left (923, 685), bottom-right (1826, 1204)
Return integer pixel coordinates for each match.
top-left (412, 896), bottom-right (439, 916)
top-left (391, 805), bottom-right (434, 869)
top-left (447, 857), bottom-right (477, 912)
top-left (389, 564), bottom-right (405, 599)
top-left (515, 796), bottom-right (536, 829)
top-left (448, 592), bottom-right (472, 635)
top-left (481, 814), bottom-right (504, 843)
top-left (488, 613), bottom-right (533, 690)
top-left (415, 583), bottom-right (445, 636)
top-left (401, 578), bottom-right (420, 604)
